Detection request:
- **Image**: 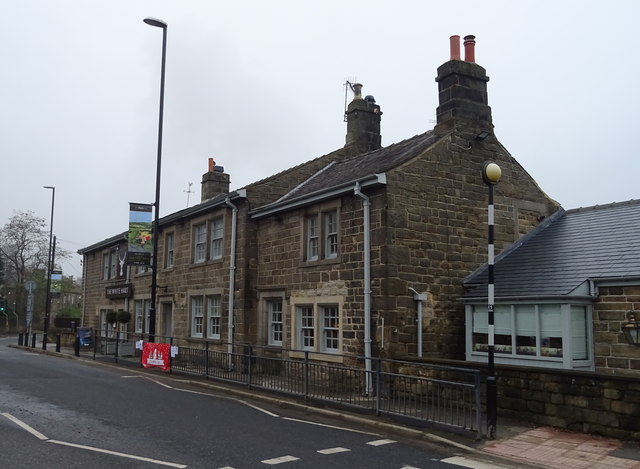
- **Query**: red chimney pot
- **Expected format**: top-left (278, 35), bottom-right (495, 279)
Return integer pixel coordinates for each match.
top-left (463, 35), bottom-right (476, 63)
top-left (449, 35), bottom-right (461, 61)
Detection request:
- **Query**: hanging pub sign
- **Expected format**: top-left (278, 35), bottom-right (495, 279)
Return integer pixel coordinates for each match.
top-left (50, 270), bottom-right (63, 298)
top-left (127, 203), bottom-right (153, 266)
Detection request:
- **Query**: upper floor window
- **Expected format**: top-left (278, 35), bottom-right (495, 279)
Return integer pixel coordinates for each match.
top-left (165, 232), bottom-right (174, 268)
top-left (325, 211), bottom-right (338, 259)
top-left (102, 248), bottom-right (117, 280)
top-left (210, 218), bottom-right (224, 260)
top-left (305, 208), bottom-right (339, 262)
top-left (194, 224), bottom-right (207, 264)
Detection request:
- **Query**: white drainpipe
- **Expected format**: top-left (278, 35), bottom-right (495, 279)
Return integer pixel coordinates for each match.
top-left (354, 182), bottom-right (373, 395)
top-left (225, 197), bottom-right (238, 357)
top-left (409, 287), bottom-right (427, 358)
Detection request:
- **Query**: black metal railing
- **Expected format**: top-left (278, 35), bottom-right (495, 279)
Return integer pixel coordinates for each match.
top-left (19, 330), bottom-right (484, 438)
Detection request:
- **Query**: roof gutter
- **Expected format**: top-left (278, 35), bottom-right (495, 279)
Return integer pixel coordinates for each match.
top-left (78, 189), bottom-right (246, 255)
top-left (251, 173), bottom-right (386, 219)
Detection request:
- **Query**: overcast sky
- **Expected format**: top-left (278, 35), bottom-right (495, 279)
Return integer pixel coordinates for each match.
top-left (2, 0), bottom-right (638, 279)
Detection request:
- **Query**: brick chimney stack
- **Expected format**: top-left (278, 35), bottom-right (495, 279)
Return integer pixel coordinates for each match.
top-left (345, 83), bottom-right (382, 154)
top-left (435, 35), bottom-right (492, 135)
top-left (201, 158), bottom-right (230, 202)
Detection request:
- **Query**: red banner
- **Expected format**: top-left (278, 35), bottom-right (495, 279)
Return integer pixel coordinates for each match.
top-left (141, 342), bottom-right (171, 371)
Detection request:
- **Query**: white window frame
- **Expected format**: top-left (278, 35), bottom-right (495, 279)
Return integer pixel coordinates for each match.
top-left (207, 295), bottom-right (221, 339)
top-left (325, 211), bottom-right (338, 259)
top-left (191, 296), bottom-right (204, 338)
top-left (210, 217), bottom-right (224, 260)
top-left (298, 305), bottom-right (315, 351)
top-left (321, 304), bottom-right (339, 352)
top-left (465, 302), bottom-right (594, 370)
top-left (102, 249), bottom-right (117, 280)
top-left (194, 223), bottom-right (207, 264)
top-left (165, 232), bottom-right (174, 268)
top-left (292, 297), bottom-right (343, 355)
top-left (306, 215), bottom-right (319, 261)
top-left (268, 300), bottom-right (283, 346)
top-left (134, 299), bottom-right (151, 334)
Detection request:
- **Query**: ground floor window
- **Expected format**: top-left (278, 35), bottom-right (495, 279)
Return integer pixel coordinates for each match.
top-left (134, 299), bottom-right (151, 334)
top-left (190, 294), bottom-right (223, 340)
top-left (207, 295), bottom-right (221, 339)
top-left (267, 300), bottom-right (283, 346)
top-left (466, 303), bottom-right (592, 370)
top-left (294, 301), bottom-right (341, 353)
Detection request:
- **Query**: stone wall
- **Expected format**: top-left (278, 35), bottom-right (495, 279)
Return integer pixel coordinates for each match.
top-left (398, 357), bottom-right (640, 440)
top-left (593, 285), bottom-right (640, 374)
top-left (496, 365), bottom-right (640, 440)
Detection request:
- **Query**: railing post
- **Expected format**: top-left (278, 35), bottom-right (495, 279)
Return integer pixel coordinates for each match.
top-left (93, 330), bottom-right (97, 360)
top-left (169, 337), bottom-right (173, 374)
top-left (18, 333), bottom-right (23, 346)
top-left (304, 351), bottom-right (309, 401)
top-left (114, 335), bottom-right (119, 363)
top-left (204, 341), bottom-right (209, 378)
top-left (375, 358), bottom-right (382, 416)
top-left (31, 333), bottom-right (36, 348)
top-left (475, 372), bottom-right (483, 439)
top-left (247, 346), bottom-right (253, 389)
top-left (56, 334), bottom-right (61, 352)
top-left (74, 335), bottom-right (80, 357)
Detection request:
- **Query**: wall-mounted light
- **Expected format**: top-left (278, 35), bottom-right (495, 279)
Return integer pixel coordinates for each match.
top-left (622, 313), bottom-right (640, 346)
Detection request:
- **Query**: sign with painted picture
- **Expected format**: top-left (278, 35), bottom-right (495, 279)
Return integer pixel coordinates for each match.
top-left (50, 270), bottom-right (63, 298)
top-left (127, 203), bottom-right (153, 266)
top-left (141, 342), bottom-right (171, 371)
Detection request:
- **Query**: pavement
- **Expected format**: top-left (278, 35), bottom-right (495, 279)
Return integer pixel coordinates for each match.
top-left (7, 337), bottom-right (640, 469)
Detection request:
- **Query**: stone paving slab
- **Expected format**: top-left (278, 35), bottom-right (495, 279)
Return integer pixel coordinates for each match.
top-left (482, 427), bottom-right (640, 469)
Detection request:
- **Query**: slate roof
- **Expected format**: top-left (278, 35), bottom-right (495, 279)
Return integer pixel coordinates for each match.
top-left (256, 130), bottom-right (439, 211)
top-left (464, 199), bottom-right (640, 299)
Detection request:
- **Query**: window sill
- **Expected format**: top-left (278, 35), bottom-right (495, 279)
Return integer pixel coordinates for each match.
top-left (300, 256), bottom-right (341, 268)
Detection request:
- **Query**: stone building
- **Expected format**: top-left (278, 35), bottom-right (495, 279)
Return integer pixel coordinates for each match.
top-left (464, 200), bottom-right (640, 374)
top-left (78, 35), bottom-right (559, 364)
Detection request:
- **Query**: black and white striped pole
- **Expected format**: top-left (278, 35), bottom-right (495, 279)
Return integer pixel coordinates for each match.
top-left (482, 161), bottom-right (501, 439)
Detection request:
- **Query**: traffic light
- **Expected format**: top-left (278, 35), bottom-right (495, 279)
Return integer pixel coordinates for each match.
top-left (0, 298), bottom-right (5, 312)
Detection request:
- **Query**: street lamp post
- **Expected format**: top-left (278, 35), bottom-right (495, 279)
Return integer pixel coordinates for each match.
top-left (482, 161), bottom-right (501, 439)
top-left (43, 185), bottom-right (55, 350)
top-left (144, 17), bottom-right (167, 343)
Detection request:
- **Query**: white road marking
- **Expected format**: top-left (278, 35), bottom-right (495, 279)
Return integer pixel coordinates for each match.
top-left (1, 413), bottom-right (48, 440)
top-left (47, 440), bottom-right (187, 468)
top-left (401, 466), bottom-right (421, 469)
top-left (441, 456), bottom-right (513, 468)
top-left (317, 447), bottom-right (351, 455)
top-left (282, 417), bottom-right (378, 435)
top-left (1, 413), bottom-right (187, 468)
top-left (366, 438), bottom-right (396, 446)
top-left (261, 455), bottom-right (299, 465)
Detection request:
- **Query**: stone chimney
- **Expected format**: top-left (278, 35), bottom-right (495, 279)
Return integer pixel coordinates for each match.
top-left (201, 158), bottom-right (230, 202)
top-left (345, 83), bottom-right (382, 154)
top-left (435, 35), bottom-right (492, 134)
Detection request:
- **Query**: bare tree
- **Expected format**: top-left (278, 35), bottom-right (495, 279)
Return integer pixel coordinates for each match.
top-left (0, 211), bottom-right (70, 329)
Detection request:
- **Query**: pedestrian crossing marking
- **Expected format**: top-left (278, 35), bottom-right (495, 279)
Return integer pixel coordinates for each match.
top-left (261, 455), bottom-right (300, 465)
top-left (366, 438), bottom-right (396, 446)
top-left (317, 447), bottom-right (351, 454)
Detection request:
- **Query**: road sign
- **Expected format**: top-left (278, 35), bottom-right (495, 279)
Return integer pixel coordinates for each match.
top-left (25, 280), bottom-right (36, 293)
